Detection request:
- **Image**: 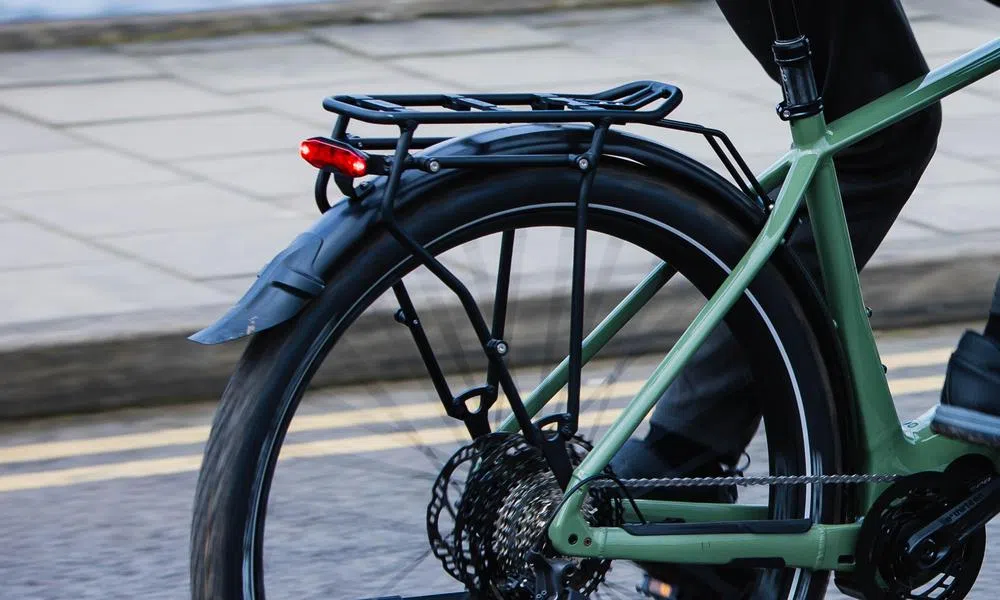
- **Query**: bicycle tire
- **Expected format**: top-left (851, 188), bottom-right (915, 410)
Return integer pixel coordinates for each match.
top-left (191, 162), bottom-right (844, 600)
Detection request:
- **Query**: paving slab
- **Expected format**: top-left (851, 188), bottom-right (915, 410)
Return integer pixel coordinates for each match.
top-left (237, 76), bottom-right (445, 126)
top-left (114, 30), bottom-right (312, 56)
top-left (0, 48), bottom-right (158, 86)
top-left (1, 182), bottom-right (299, 236)
top-left (0, 148), bottom-right (181, 197)
top-left (0, 79), bottom-right (235, 125)
top-left (0, 262), bottom-right (228, 327)
top-left (0, 113), bottom-right (81, 154)
top-left (101, 217), bottom-right (316, 279)
top-left (148, 42), bottom-right (392, 93)
top-left (71, 111), bottom-right (313, 161)
top-left (920, 151), bottom-right (1000, 185)
top-left (173, 152), bottom-right (319, 199)
top-left (0, 221), bottom-right (115, 269)
top-left (910, 20), bottom-right (999, 59)
top-left (903, 183), bottom-right (1000, 233)
top-left (393, 47), bottom-right (652, 88)
top-left (938, 115), bottom-right (1000, 162)
top-left (940, 88), bottom-right (1000, 117)
top-left (313, 18), bottom-right (561, 58)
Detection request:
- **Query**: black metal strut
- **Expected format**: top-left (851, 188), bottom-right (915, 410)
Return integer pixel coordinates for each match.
top-left (482, 230), bottom-right (516, 428)
top-left (566, 121), bottom-right (611, 437)
top-left (379, 124), bottom-right (539, 445)
top-left (392, 282), bottom-right (492, 438)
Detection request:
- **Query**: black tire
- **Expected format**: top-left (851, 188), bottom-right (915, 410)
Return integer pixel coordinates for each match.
top-left (191, 163), bottom-right (843, 600)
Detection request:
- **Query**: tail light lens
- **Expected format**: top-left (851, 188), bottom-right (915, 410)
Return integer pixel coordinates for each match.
top-left (300, 137), bottom-right (368, 177)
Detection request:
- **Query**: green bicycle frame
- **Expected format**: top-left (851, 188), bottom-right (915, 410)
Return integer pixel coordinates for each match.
top-left (498, 39), bottom-right (1000, 571)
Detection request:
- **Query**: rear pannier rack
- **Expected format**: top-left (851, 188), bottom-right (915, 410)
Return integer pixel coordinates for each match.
top-left (301, 79), bottom-right (769, 464)
top-left (312, 80), bottom-right (767, 214)
top-left (322, 80), bottom-right (683, 125)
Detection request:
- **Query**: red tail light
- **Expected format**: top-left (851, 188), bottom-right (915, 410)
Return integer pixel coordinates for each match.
top-left (300, 137), bottom-right (368, 177)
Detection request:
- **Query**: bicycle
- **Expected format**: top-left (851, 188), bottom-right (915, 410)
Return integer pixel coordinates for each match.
top-left (188, 1), bottom-right (1000, 598)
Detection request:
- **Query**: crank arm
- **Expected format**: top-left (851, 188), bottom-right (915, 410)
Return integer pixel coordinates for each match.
top-left (905, 475), bottom-right (1000, 562)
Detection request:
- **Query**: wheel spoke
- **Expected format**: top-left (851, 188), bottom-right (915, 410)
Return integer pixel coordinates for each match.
top-left (376, 548), bottom-right (434, 596)
top-left (537, 228), bottom-right (573, 390)
top-left (586, 355), bottom-right (633, 441)
top-left (352, 376), bottom-right (452, 470)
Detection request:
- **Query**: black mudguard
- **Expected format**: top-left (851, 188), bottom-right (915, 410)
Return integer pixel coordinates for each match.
top-left (190, 123), bottom-right (765, 344)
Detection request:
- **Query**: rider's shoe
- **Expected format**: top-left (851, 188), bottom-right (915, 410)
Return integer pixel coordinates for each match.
top-left (931, 330), bottom-right (1000, 447)
top-left (611, 428), bottom-right (755, 599)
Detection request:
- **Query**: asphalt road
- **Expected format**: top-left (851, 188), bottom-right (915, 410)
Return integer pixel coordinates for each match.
top-left (2, 322), bottom-right (998, 600)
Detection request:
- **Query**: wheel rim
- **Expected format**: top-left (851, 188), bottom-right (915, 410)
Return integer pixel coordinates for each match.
top-left (238, 202), bottom-right (828, 600)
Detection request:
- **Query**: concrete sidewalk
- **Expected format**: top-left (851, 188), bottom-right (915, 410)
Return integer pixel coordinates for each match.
top-left (0, 0), bottom-right (998, 418)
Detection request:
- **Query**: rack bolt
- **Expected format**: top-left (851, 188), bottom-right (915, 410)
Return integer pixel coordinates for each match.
top-left (577, 157), bottom-right (590, 171)
top-left (782, 109), bottom-right (792, 119)
top-left (495, 341), bottom-right (509, 356)
top-left (428, 160), bottom-right (441, 173)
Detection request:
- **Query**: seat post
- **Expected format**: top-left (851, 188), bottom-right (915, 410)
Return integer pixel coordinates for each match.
top-left (767, 0), bottom-right (824, 121)
top-left (767, 0), bottom-right (803, 42)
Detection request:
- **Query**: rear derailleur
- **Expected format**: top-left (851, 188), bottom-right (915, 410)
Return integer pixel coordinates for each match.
top-left (529, 553), bottom-right (588, 600)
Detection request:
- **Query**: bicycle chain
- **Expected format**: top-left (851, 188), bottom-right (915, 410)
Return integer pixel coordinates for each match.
top-left (593, 473), bottom-right (900, 490)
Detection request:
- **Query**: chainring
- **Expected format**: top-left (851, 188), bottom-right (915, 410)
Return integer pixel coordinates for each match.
top-left (853, 471), bottom-right (986, 600)
top-left (427, 433), bottom-right (622, 599)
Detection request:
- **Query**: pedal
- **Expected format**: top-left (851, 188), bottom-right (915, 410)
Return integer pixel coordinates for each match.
top-left (931, 404), bottom-right (1000, 448)
top-left (636, 574), bottom-right (678, 600)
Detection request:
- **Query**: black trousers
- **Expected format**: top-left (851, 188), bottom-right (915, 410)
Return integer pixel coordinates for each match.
top-left (614, 0), bottom-right (946, 467)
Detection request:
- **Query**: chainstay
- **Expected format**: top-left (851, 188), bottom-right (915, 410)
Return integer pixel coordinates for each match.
top-left (593, 473), bottom-right (900, 489)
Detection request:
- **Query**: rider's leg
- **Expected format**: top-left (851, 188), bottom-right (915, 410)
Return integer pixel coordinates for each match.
top-left (612, 0), bottom-right (941, 476)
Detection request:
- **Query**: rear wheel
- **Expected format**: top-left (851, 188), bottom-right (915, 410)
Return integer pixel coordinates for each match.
top-left (191, 164), bottom-right (843, 599)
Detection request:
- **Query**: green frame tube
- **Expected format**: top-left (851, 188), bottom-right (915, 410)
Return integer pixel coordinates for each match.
top-left (503, 39), bottom-right (1000, 570)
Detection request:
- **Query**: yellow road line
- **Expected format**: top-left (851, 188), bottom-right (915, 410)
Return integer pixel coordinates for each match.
top-left (0, 370), bottom-right (952, 493)
top-left (889, 375), bottom-right (944, 396)
top-left (0, 390), bottom-right (560, 465)
top-left (881, 347), bottom-right (952, 370)
top-left (0, 367), bottom-right (949, 466)
top-left (0, 411), bottom-right (627, 493)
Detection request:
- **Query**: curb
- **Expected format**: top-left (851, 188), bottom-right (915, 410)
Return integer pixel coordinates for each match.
top-left (2, 251), bottom-right (997, 420)
top-left (0, 0), bottom-right (663, 51)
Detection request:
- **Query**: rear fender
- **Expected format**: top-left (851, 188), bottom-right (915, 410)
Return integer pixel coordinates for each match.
top-left (190, 123), bottom-right (766, 345)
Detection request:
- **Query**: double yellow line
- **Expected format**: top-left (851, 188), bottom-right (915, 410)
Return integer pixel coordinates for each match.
top-left (0, 346), bottom-right (952, 493)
